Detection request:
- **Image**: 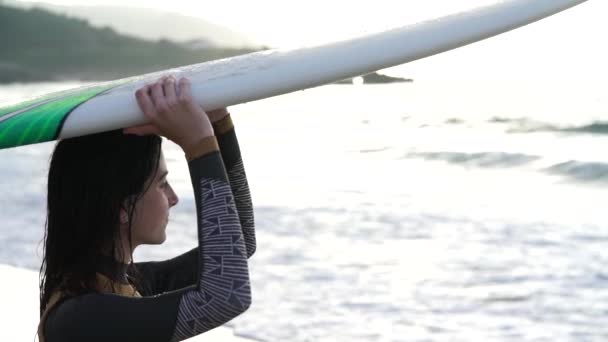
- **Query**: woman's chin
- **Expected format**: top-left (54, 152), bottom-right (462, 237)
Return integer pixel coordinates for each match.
top-left (140, 234), bottom-right (167, 246)
top-left (151, 233), bottom-right (167, 245)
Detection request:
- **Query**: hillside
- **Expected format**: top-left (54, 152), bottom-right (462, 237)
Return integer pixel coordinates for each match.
top-left (4, 0), bottom-right (260, 48)
top-left (0, 4), bottom-right (259, 83)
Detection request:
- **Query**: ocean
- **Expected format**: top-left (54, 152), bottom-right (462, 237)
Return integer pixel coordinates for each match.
top-left (1, 79), bottom-right (607, 341)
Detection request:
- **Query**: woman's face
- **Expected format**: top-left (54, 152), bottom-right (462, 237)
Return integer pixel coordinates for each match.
top-left (129, 150), bottom-right (179, 247)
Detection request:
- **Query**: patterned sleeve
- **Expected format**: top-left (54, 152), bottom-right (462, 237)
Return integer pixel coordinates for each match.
top-left (170, 136), bottom-right (252, 340)
top-left (213, 115), bottom-right (256, 258)
top-left (132, 115), bottom-right (256, 297)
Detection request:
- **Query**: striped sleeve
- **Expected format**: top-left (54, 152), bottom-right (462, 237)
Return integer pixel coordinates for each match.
top-left (214, 115), bottom-right (256, 258)
top-left (170, 138), bottom-right (252, 341)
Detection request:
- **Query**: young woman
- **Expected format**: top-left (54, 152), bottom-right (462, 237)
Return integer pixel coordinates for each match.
top-left (37, 75), bottom-right (256, 342)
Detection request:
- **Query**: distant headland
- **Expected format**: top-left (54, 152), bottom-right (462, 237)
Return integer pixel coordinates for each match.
top-left (0, 4), bottom-right (258, 83)
top-left (0, 4), bottom-right (412, 85)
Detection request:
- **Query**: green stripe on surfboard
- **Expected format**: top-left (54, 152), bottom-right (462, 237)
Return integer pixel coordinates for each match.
top-left (0, 85), bottom-right (115, 149)
top-left (0, 87), bottom-right (92, 119)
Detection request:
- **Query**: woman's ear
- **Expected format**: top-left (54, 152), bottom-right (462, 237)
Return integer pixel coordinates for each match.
top-left (120, 209), bottom-right (129, 225)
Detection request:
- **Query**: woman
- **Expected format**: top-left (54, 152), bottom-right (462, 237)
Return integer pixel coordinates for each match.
top-left (37, 75), bottom-right (256, 342)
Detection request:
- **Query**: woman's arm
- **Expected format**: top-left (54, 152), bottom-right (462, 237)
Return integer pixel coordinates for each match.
top-left (136, 77), bottom-right (252, 340)
top-left (171, 142), bottom-right (252, 340)
top-left (133, 112), bottom-right (256, 295)
top-left (212, 113), bottom-right (256, 258)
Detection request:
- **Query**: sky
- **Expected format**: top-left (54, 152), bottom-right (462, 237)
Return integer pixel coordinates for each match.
top-left (12, 0), bottom-right (608, 80)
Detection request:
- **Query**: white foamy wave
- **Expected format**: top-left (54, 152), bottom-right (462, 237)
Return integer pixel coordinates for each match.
top-left (404, 151), bottom-right (541, 168)
top-left (546, 160), bottom-right (608, 183)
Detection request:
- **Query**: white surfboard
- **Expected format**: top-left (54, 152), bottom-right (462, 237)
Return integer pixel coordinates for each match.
top-left (0, 0), bottom-right (588, 150)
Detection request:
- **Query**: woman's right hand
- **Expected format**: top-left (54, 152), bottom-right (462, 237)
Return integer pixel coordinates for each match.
top-left (125, 76), bottom-right (214, 151)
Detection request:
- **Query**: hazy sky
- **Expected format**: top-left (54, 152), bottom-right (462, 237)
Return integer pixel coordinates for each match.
top-left (13, 0), bottom-right (607, 80)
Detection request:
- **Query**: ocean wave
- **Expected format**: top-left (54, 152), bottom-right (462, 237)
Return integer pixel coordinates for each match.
top-left (488, 116), bottom-right (517, 124)
top-left (489, 117), bottom-right (608, 135)
top-left (560, 122), bottom-right (608, 135)
top-left (359, 147), bottom-right (390, 154)
top-left (445, 118), bottom-right (465, 125)
top-left (545, 160), bottom-right (608, 182)
top-left (404, 151), bottom-right (540, 168)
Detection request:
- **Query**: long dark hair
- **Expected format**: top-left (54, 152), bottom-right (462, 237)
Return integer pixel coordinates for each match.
top-left (39, 130), bottom-right (162, 315)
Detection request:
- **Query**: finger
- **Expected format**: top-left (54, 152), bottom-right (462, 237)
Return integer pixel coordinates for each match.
top-left (164, 76), bottom-right (178, 108)
top-left (177, 77), bottom-right (194, 106)
top-left (156, 75), bottom-right (169, 86)
top-left (123, 124), bottom-right (162, 136)
top-left (151, 81), bottom-right (168, 113)
top-left (135, 85), bottom-right (157, 119)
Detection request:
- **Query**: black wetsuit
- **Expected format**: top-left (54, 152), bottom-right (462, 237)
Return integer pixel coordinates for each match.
top-left (42, 117), bottom-right (256, 342)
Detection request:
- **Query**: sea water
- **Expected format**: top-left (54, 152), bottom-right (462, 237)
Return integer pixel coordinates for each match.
top-left (1, 79), bottom-right (606, 341)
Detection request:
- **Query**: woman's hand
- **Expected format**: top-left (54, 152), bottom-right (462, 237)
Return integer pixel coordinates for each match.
top-left (125, 76), bottom-right (214, 151)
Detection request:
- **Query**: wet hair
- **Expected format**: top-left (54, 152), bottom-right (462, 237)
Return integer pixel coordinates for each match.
top-left (39, 130), bottom-right (162, 315)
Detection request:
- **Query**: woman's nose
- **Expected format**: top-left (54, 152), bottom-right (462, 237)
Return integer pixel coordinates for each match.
top-left (169, 186), bottom-right (179, 206)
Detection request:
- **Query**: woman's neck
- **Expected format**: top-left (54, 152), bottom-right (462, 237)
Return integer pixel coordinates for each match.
top-left (97, 254), bottom-right (130, 285)
top-left (101, 239), bottom-right (135, 264)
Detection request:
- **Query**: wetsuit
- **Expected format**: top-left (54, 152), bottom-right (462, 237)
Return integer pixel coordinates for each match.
top-left (39, 116), bottom-right (256, 342)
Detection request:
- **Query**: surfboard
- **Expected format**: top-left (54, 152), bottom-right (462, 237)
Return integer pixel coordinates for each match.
top-left (0, 0), bottom-right (588, 150)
